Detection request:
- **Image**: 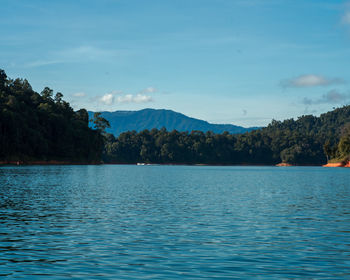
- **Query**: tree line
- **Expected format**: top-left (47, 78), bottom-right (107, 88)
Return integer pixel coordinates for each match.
top-left (102, 106), bottom-right (350, 165)
top-left (0, 69), bottom-right (105, 163)
top-left (1, 69), bottom-right (349, 165)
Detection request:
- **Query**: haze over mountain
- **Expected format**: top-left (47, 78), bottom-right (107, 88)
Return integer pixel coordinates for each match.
top-left (88, 109), bottom-right (259, 136)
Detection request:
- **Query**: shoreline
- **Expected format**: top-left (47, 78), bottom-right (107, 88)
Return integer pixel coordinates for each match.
top-left (1, 160), bottom-right (349, 167)
top-left (322, 161), bottom-right (350, 168)
top-left (0, 160), bottom-right (102, 166)
top-left (0, 162), bottom-right (334, 167)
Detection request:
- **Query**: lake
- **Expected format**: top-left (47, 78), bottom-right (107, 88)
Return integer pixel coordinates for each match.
top-left (0, 165), bottom-right (349, 279)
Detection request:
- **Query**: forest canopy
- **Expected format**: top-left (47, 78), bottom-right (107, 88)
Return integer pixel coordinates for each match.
top-left (0, 69), bottom-right (105, 163)
top-left (102, 106), bottom-right (350, 165)
top-left (1, 69), bottom-right (349, 165)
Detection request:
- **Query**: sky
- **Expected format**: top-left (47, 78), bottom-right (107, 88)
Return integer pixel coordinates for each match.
top-left (1, 0), bottom-right (350, 127)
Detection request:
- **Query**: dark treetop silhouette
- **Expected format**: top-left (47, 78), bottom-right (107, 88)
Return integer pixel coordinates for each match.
top-left (0, 69), bottom-right (108, 163)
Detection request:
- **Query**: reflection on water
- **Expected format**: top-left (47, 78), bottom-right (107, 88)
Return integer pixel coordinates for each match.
top-left (0, 165), bottom-right (349, 279)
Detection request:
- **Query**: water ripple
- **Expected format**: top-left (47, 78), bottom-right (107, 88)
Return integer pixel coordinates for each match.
top-left (0, 165), bottom-right (349, 279)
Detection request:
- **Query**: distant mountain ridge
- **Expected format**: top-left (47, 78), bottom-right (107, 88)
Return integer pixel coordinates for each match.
top-left (88, 109), bottom-right (259, 136)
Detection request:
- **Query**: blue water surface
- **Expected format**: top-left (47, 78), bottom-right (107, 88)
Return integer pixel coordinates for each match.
top-left (0, 165), bottom-right (349, 279)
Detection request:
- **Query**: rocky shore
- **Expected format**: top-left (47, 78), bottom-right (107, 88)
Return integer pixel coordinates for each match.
top-left (323, 161), bottom-right (350, 167)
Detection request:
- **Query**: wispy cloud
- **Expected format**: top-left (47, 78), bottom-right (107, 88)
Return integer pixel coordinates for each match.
top-left (302, 90), bottom-right (350, 105)
top-left (341, 2), bottom-right (350, 34)
top-left (56, 46), bottom-right (116, 60)
top-left (235, 0), bottom-right (283, 7)
top-left (281, 74), bottom-right (345, 88)
top-left (25, 60), bottom-right (63, 68)
top-left (141, 87), bottom-right (157, 94)
top-left (24, 45), bottom-right (124, 68)
top-left (73, 92), bottom-right (86, 97)
top-left (342, 11), bottom-right (350, 25)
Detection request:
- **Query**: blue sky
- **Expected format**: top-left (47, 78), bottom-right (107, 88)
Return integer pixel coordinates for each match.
top-left (1, 0), bottom-right (350, 126)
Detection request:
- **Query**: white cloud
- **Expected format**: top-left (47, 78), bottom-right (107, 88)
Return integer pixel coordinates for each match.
top-left (293, 75), bottom-right (329, 87)
top-left (73, 92), bottom-right (86, 97)
top-left (116, 94), bottom-right (132, 103)
top-left (282, 74), bottom-right (344, 88)
top-left (134, 94), bottom-right (153, 103)
top-left (100, 93), bottom-right (115, 105)
top-left (98, 90), bottom-right (153, 105)
top-left (116, 94), bottom-right (153, 104)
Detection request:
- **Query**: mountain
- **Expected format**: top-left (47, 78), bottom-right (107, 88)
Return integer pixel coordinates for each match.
top-left (102, 105), bottom-right (350, 165)
top-left (88, 109), bottom-right (259, 136)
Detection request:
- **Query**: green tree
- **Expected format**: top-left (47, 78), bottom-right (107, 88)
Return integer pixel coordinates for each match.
top-left (54, 92), bottom-right (63, 103)
top-left (41, 87), bottom-right (53, 99)
top-left (91, 112), bottom-right (111, 134)
top-left (337, 123), bottom-right (350, 160)
top-left (0, 69), bottom-right (105, 163)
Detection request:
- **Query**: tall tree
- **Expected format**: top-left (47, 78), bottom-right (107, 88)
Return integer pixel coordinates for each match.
top-left (91, 112), bottom-right (111, 134)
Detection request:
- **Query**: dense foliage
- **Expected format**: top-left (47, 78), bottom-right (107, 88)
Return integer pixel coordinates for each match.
top-left (0, 70), bottom-right (104, 163)
top-left (103, 106), bottom-right (350, 165)
top-left (336, 123), bottom-right (350, 162)
top-left (1, 69), bottom-right (349, 165)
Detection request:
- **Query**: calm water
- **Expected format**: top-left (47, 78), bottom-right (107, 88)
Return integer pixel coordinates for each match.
top-left (0, 165), bottom-right (349, 279)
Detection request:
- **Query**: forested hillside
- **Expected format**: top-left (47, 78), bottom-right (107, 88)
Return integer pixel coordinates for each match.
top-left (88, 109), bottom-right (259, 136)
top-left (0, 70), bottom-right (104, 163)
top-left (103, 106), bottom-right (350, 165)
top-left (1, 69), bottom-right (349, 166)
